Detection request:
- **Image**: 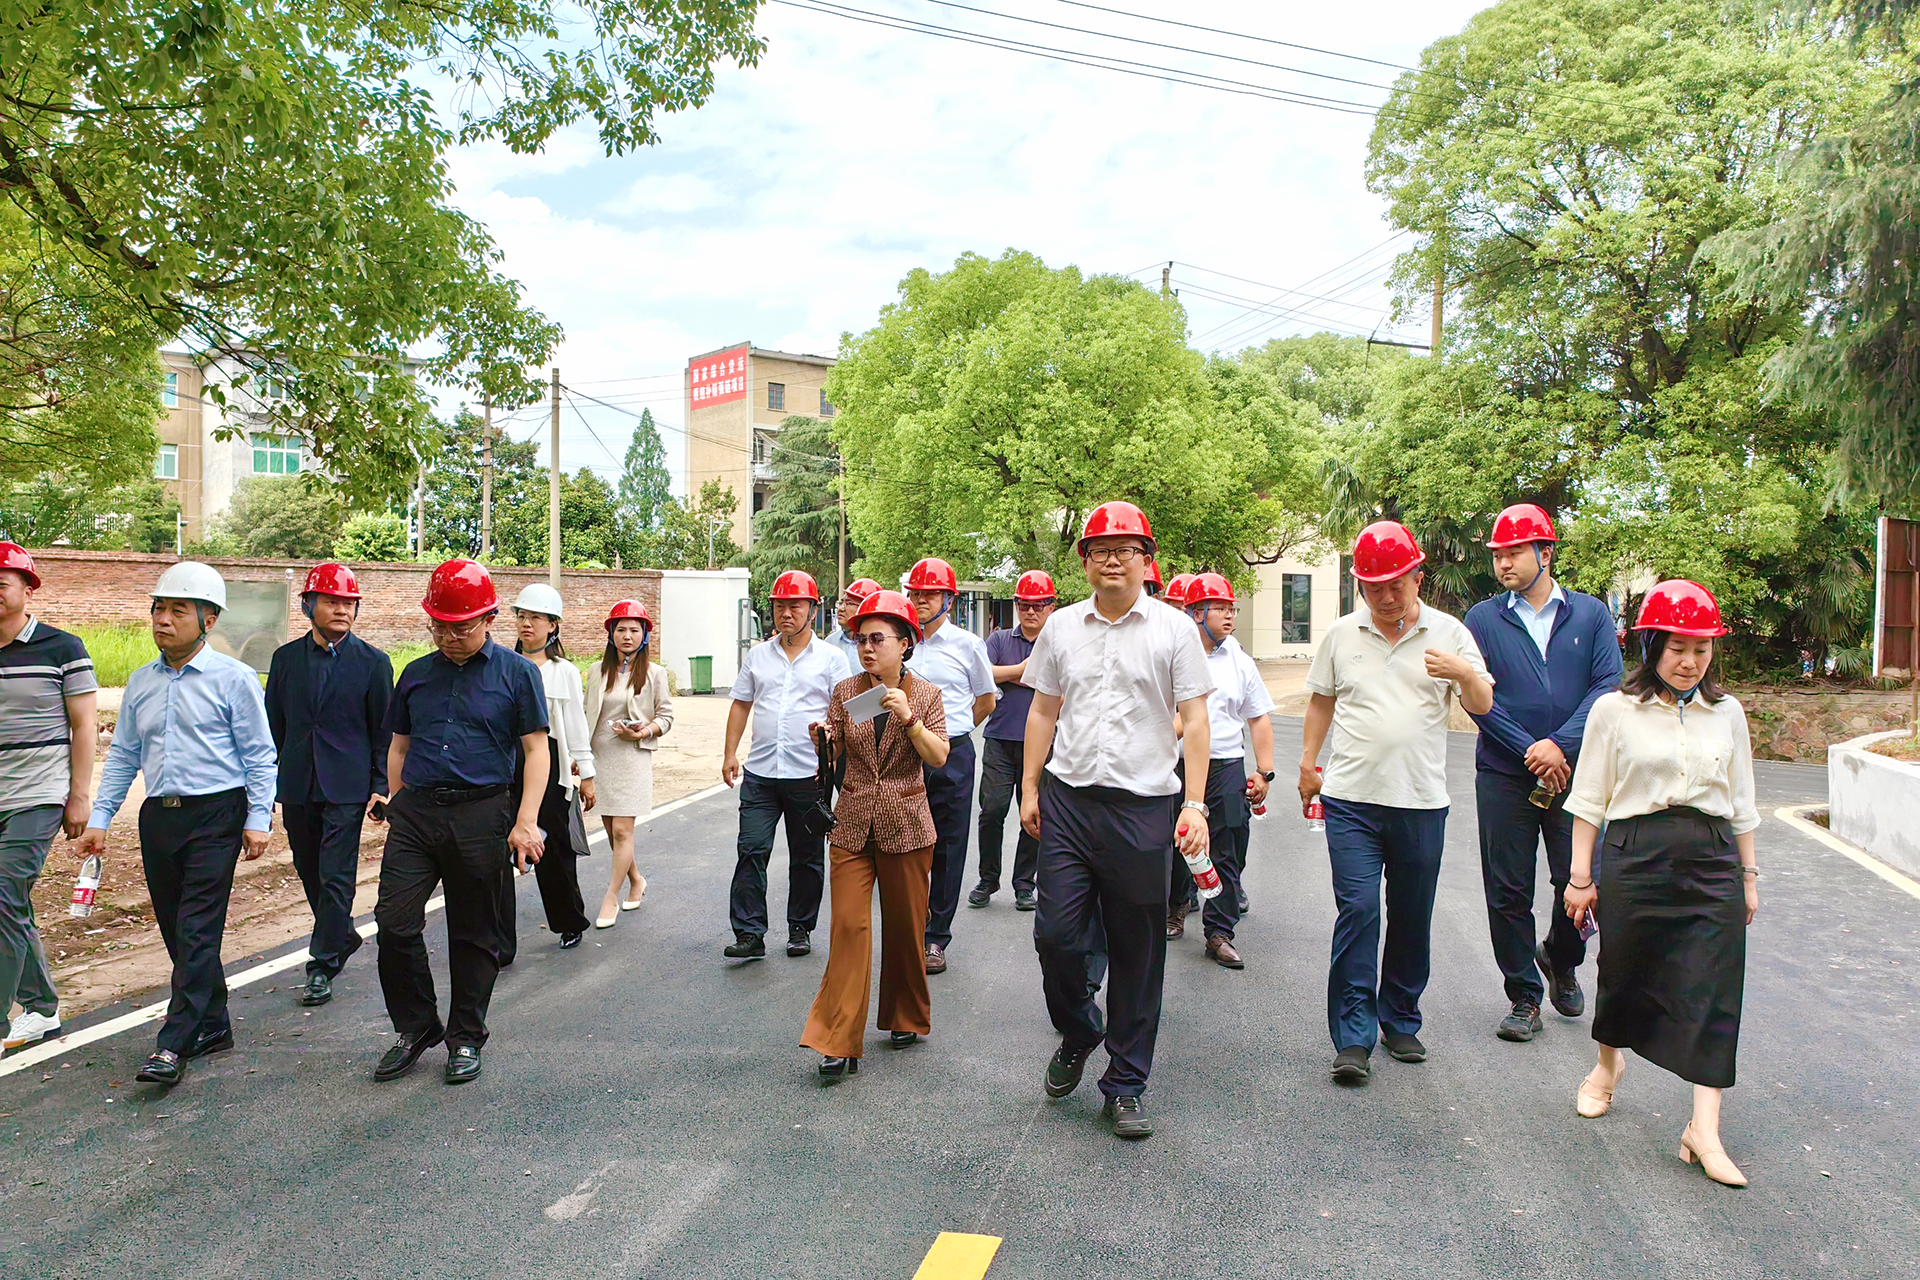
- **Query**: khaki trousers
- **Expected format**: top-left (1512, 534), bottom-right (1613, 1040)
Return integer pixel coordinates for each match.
top-left (801, 840), bottom-right (933, 1059)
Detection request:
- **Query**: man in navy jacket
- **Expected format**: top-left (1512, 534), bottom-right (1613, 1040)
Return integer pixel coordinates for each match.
top-left (1464, 506), bottom-right (1621, 1044)
top-left (266, 563), bottom-right (393, 1008)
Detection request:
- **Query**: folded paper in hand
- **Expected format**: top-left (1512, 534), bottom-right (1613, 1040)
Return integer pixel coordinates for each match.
top-left (843, 683), bottom-right (887, 724)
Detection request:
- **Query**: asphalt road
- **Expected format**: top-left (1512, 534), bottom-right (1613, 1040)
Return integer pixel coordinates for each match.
top-left (4, 723), bottom-right (1917, 1280)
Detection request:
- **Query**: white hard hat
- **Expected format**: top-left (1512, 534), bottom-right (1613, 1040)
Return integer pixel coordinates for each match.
top-left (151, 561), bottom-right (227, 611)
top-left (512, 583), bottom-right (565, 618)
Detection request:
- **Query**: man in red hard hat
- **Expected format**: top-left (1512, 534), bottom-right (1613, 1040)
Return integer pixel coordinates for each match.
top-left (265, 563), bottom-right (394, 1008)
top-left (971, 569), bottom-right (1057, 912)
top-left (903, 556), bottom-right (996, 975)
top-left (1300, 521), bottom-right (1493, 1086)
top-left (367, 559), bottom-right (549, 1085)
top-left (1021, 501), bottom-right (1214, 1140)
top-left (1465, 505), bottom-right (1621, 1044)
top-left (722, 569), bottom-right (852, 959)
top-left (832, 577), bottom-right (883, 670)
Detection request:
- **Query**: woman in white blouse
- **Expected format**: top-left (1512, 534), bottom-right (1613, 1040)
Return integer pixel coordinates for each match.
top-left (585, 600), bottom-right (674, 928)
top-left (1562, 580), bottom-right (1759, 1188)
top-left (512, 586), bottom-right (596, 949)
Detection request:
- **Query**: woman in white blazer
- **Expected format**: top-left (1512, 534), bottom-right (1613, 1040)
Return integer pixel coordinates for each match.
top-left (585, 599), bottom-right (673, 928)
top-left (512, 585), bottom-right (597, 949)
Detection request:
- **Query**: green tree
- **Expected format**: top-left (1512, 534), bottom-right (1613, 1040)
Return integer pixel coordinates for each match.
top-left (334, 512), bottom-right (410, 563)
top-left (618, 408), bottom-right (674, 541)
top-left (828, 250), bottom-right (1272, 595)
top-left (0, 474), bottom-right (178, 551)
top-left (652, 480), bottom-right (741, 570)
top-left (420, 410), bottom-right (543, 559)
top-left (2, 0), bottom-right (764, 500)
top-left (748, 415), bottom-right (850, 602)
top-left (210, 475), bottom-right (347, 559)
top-left (495, 468), bottom-right (625, 569)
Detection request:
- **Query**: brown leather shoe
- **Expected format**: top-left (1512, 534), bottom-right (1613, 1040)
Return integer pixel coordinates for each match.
top-left (1165, 910), bottom-right (1185, 939)
top-left (1205, 935), bottom-right (1243, 969)
top-left (924, 943), bottom-right (947, 974)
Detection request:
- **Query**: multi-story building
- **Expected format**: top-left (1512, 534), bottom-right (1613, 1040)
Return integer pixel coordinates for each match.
top-left (156, 348), bottom-right (311, 546)
top-left (684, 343), bottom-right (837, 550)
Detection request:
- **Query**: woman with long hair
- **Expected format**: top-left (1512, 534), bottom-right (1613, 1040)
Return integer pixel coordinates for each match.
top-left (802, 590), bottom-right (948, 1079)
top-left (511, 585), bottom-right (595, 949)
top-left (585, 600), bottom-right (673, 928)
top-left (1562, 580), bottom-right (1760, 1187)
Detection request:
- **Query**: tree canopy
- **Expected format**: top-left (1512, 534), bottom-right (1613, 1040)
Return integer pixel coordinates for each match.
top-left (748, 414), bottom-right (849, 603)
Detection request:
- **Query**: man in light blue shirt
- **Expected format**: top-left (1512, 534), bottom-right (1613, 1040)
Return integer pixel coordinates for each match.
top-left (77, 563), bottom-right (277, 1086)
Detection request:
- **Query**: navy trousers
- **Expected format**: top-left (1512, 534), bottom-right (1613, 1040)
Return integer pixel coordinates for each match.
top-left (1476, 768), bottom-right (1586, 1006)
top-left (974, 736), bottom-right (1038, 894)
top-left (283, 801), bottom-right (367, 979)
top-left (728, 772), bottom-right (827, 938)
top-left (923, 734), bottom-right (976, 950)
top-left (1323, 796), bottom-right (1448, 1052)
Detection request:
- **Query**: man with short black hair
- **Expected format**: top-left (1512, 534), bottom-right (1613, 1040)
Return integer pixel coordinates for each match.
top-left (971, 570), bottom-right (1056, 912)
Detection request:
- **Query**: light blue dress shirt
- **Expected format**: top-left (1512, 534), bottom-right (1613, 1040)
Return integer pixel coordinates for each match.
top-left (92, 644), bottom-right (279, 834)
top-left (905, 622), bottom-right (996, 736)
top-left (1509, 584), bottom-right (1567, 660)
top-left (729, 634), bottom-right (852, 780)
top-left (830, 628), bottom-right (863, 671)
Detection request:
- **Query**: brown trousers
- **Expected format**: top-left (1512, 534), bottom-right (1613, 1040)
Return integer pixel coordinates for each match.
top-left (800, 841), bottom-right (933, 1059)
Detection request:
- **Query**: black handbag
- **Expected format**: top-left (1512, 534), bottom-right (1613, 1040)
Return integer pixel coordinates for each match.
top-left (797, 724), bottom-right (841, 839)
top-left (566, 790), bottom-right (592, 857)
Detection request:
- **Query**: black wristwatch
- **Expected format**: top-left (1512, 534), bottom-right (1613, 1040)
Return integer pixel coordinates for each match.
top-left (1260, 770), bottom-right (1277, 782)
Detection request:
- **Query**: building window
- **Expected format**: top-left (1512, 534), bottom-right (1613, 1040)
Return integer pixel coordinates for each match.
top-left (1339, 555), bottom-right (1356, 617)
top-left (251, 433), bottom-right (301, 475)
top-left (820, 390), bottom-right (835, 417)
top-left (162, 372), bottom-right (179, 408)
top-left (154, 443), bottom-right (179, 479)
top-left (767, 382), bottom-right (785, 411)
top-left (752, 489), bottom-right (765, 513)
top-left (1282, 573), bottom-right (1312, 645)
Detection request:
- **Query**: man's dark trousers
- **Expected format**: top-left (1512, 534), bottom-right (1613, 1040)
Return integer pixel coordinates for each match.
top-left (140, 789), bottom-right (246, 1055)
top-left (283, 801), bottom-right (366, 979)
top-left (1196, 759), bottom-right (1249, 941)
top-left (729, 772), bottom-right (826, 939)
top-left (1034, 780), bottom-right (1176, 1099)
top-left (924, 733), bottom-right (976, 949)
top-left (375, 788), bottom-right (513, 1049)
top-left (975, 736), bottom-right (1038, 895)
top-left (1323, 796), bottom-right (1447, 1052)
top-left (1477, 768), bottom-right (1584, 1005)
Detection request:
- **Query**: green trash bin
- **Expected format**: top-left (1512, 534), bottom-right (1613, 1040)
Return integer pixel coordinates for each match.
top-left (689, 655), bottom-right (713, 694)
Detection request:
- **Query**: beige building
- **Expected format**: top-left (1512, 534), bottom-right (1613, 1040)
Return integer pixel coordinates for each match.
top-left (1241, 545), bottom-right (1351, 661)
top-left (156, 348), bottom-right (312, 547)
top-left (684, 343), bottom-right (837, 549)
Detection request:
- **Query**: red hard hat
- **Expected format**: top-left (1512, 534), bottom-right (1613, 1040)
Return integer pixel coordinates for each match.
top-left (605, 599), bottom-right (652, 631)
top-left (1077, 501), bottom-right (1156, 557)
top-left (1351, 521), bottom-right (1426, 583)
top-left (853, 588), bottom-right (924, 641)
top-left (1145, 558), bottom-right (1164, 588)
top-left (844, 577), bottom-right (883, 601)
top-left (906, 558), bottom-right (958, 593)
top-left (771, 570), bottom-right (820, 602)
top-left (1164, 573), bottom-right (1197, 606)
top-left (1185, 572), bottom-right (1235, 608)
top-left (302, 562), bottom-right (361, 599)
top-left (1013, 570), bottom-right (1056, 602)
top-left (1632, 580), bottom-right (1729, 637)
top-left (1486, 503), bottom-right (1558, 549)
top-left (0, 542), bottom-right (41, 591)
top-left (422, 559), bottom-right (498, 622)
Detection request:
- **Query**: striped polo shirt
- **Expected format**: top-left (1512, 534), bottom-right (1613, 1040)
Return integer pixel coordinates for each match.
top-left (0, 617), bottom-right (99, 806)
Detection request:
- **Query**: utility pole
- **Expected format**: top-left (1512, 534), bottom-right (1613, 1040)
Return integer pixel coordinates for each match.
top-left (480, 398), bottom-right (493, 559)
top-left (1431, 272), bottom-right (1445, 355)
top-left (415, 458), bottom-right (426, 558)
top-left (548, 367), bottom-right (561, 590)
top-left (836, 470), bottom-right (847, 601)
top-left (1161, 262), bottom-right (1171, 296)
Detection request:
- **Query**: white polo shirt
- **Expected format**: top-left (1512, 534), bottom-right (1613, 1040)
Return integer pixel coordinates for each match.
top-left (905, 620), bottom-right (996, 737)
top-left (1305, 603), bottom-right (1488, 810)
top-left (729, 634), bottom-right (851, 780)
top-left (1026, 592), bottom-right (1214, 796)
top-left (1203, 635), bottom-right (1274, 760)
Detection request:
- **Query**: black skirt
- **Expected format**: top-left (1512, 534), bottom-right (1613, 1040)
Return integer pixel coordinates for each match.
top-left (1592, 807), bottom-right (1746, 1088)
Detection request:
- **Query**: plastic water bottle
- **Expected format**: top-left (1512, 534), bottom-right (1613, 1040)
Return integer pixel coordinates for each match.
top-left (1247, 776), bottom-right (1267, 819)
top-left (1307, 767), bottom-right (1326, 833)
top-left (70, 855), bottom-right (103, 918)
top-left (1175, 823), bottom-right (1223, 901)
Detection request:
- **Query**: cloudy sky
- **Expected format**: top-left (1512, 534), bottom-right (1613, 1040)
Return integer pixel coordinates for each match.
top-left (447, 0), bottom-right (1493, 487)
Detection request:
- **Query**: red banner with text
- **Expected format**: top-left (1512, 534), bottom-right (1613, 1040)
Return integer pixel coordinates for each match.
top-left (688, 345), bottom-right (749, 408)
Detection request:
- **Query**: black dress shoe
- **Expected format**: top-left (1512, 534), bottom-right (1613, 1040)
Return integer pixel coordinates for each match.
top-left (298, 973), bottom-right (333, 1006)
top-left (787, 928), bottom-right (811, 957)
top-left (136, 1050), bottom-right (183, 1085)
top-left (967, 883), bottom-right (994, 908)
top-left (186, 1027), bottom-right (234, 1059)
top-left (1331, 1045), bottom-right (1371, 1084)
top-left (1045, 1041), bottom-right (1094, 1098)
top-left (1382, 1031), bottom-right (1427, 1063)
top-left (444, 1045), bottom-right (482, 1084)
top-left (373, 1027), bottom-right (444, 1081)
top-left (818, 1055), bottom-right (858, 1078)
top-left (1014, 889), bottom-right (1037, 911)
top-left (1103, 1095), bottom-right (1153, 1139)
top-left (724, 932), bottom-right (766, 960)
top-left (889, 1031), bottom-right (920, 1048)
top-left (559, 932), bottom-right (582, 949)
top-left (1536, 942), bottom-right (1586, 1017)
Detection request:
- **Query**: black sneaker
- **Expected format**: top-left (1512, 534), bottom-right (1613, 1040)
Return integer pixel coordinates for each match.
top-left (1045, 1041), bottom-right (1094, 1098)
top-left (787, 928), bottom-right (812, 957)
top-left (1381, 1031), bottom-right (1427, 1063)
top-left (967, 883), bottom-right (995, 908)
top-left (724, 932), bottom-right (766, 960)
top-left (1536, 943), bottom-right (1586, 1017)
top-left (1497, 1000), bottom-right (1544, 1042)
top-left (1331, 1045), bottom-right (1371, 1084)
top-left (1102, 1095), bottom-right (1153, 1139)
top-left (1013, 888), bottom-right (1037, 911)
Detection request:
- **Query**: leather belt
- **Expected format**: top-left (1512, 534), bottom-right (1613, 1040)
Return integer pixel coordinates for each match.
top-left (423, 783), bottom-right (509, 807)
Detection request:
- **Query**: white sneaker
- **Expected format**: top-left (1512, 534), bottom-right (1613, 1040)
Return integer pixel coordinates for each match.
top-left (3, 1010), bottom-right (61, 1049)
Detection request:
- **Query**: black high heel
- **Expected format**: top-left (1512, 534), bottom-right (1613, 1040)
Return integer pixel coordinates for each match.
top-left (889, 1031), bottom-right (919, 1049)
top-left (818, 1055), bottom-right (858, 1078)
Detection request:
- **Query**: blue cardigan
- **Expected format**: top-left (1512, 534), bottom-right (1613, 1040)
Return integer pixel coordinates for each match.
top-left (1463, 588), bottom-right (1622, 780)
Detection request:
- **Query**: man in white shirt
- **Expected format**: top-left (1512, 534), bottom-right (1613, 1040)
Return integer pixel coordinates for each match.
top-left (722, 571), bottom-right (851, 960)
top-left (1173, 573), bottom-right (1275, 969)
top-left (1300, 522), bottom-right (1493, 1086)
top-left (903, 557), bottom-right (996, 975)
top-left (1021, 502), bottom-right (1214, 1140)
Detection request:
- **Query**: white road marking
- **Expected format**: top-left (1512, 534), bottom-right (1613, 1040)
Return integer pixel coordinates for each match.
top-left (1775, 804), bottom-right (1920, 902)
top-left (544, 1160), bottom-right (620, 1221)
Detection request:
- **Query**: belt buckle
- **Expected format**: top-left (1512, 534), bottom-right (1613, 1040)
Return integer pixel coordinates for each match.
top-left (160, 796), bottom-right (182, 808)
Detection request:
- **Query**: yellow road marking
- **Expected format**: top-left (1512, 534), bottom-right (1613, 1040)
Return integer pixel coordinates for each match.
top-left (1775, 805), bottom-right (1920, 902)
top-left (911, 1232), bottom-right (1002, 1280)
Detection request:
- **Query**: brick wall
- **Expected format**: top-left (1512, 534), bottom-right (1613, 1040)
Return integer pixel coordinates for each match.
top-left (23, 548), bottom-right (663, 656)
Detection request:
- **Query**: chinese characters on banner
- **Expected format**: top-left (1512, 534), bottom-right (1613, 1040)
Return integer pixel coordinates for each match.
top-left (688, 345), bottom-right (750, 408)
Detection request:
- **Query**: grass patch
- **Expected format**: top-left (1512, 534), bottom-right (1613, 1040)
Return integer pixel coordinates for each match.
top-left (70, 625), bottom-right (158, 687)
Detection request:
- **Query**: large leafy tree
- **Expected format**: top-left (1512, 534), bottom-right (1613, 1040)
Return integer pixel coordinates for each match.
top-left (210, 474), bottom-right (347, 559)
top-left (1, 0), bottom-right (763, 498)
top-left (0, 473), bottom-right (177, 551)
top-left (495, 467), bottom-right (626, 569)
top-left (618, 407), bottom-right (674, 542)
top-left (748, 414), bottom-right (851, 602)
top-left (421, 409), bottom-right (543, 559)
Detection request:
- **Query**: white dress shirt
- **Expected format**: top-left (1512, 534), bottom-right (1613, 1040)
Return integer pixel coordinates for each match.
top-left (729, 634), bottom-right (851, 780)
top-left (1203, 635), bottom-right (1274, 760)
top-left (905, 621), bottom-right (996, 736)
top-left (1563, 690), bottom-right (1760, 835)
top-left (534, 656), bottom-right (595, 793)
top-left (1026, 593), bottom-right (1214, 796)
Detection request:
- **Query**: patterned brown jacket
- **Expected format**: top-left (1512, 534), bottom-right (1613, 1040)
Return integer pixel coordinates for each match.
top-left (824, 670), bottom-right (948, 854)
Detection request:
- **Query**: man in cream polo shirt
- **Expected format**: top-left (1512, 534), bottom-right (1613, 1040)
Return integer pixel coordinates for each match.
top-left (1299, 522), bottom-right (1492, 1086)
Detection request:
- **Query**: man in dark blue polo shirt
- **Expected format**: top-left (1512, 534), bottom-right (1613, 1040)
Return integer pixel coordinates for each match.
top-left (266, 562), bottom-right (393, 1009)
top-left (368, 560), bottom-right (548, 1085)
top-left (1464, 506), bottom-right (1621, 1044)
top-left (970, 569), bottom-right (1055, 912)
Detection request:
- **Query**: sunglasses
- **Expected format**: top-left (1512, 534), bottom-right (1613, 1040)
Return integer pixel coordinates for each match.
top-left (854, 632), bottom-right (901, 648)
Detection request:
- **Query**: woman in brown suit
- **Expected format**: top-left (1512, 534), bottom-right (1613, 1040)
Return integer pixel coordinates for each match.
top-left (803, 590), bottom-right (949, 1078)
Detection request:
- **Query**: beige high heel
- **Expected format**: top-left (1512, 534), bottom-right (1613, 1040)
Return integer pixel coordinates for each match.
top-left (1575, 1060), bottom-right (1622, 1118)
top-left (1678, 1122), bottom-right (1748, 1187)
top-left (621, 874), bottom-right (647, 911)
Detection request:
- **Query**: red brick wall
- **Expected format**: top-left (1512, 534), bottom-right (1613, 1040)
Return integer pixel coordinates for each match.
top-left (23, 548), bottom-right (664, 655)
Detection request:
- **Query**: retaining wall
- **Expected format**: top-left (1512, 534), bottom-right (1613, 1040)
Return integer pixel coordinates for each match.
top-left (1735, 687), bottom-right (1916, 763)
top-left (1829, 731), bottom-right (1920, 881)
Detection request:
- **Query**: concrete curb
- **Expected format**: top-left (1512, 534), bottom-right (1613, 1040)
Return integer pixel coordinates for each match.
top-left (1774, 804), bottom-right (1920, 903)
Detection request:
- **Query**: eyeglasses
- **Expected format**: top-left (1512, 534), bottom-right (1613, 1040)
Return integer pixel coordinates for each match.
top-left (853, 632), bottom-right (899, 648)
top-left (1015, 600), bottom-right (1053, 610)
top-left (427, 617), bottom-right (488, 638)
top-left (1085, 546), bottom-right (1146, 564)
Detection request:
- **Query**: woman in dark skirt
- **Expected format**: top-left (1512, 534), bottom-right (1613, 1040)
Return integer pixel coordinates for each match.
top-left (1562, 580), bottom-right (1760, 1187)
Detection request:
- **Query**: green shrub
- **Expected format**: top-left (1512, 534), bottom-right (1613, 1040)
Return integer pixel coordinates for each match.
top-left (333, 511), bottom-right (410, 562)
top-left (70, 624), bottom-right (157, 687)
